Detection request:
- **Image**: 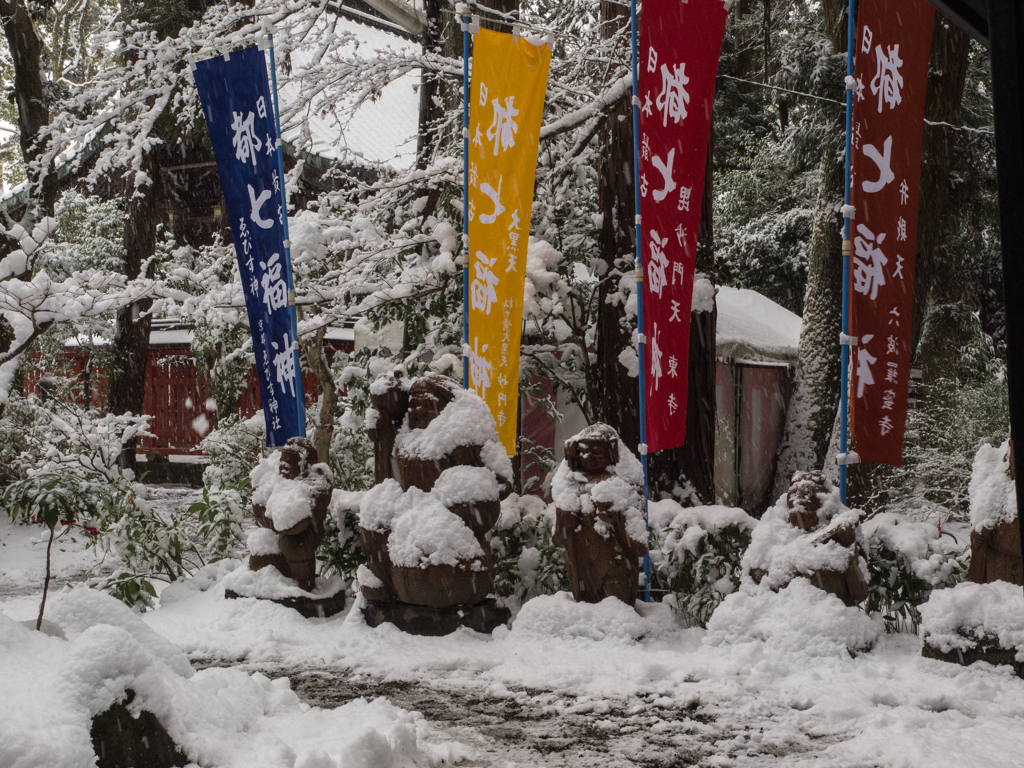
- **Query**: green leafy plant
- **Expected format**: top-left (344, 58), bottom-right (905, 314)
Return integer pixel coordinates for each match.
top-left (2, 473), bottom-right (107, 629)
top-left (650, 516), bottom-right (754, 628)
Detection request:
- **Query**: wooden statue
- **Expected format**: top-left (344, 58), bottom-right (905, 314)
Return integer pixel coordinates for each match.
top-left (249, 436), bottom-right (333, 592)
top-left (552, 423), bottom-right (648, 607)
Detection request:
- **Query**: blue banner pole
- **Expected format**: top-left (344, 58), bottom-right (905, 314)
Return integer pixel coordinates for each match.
top-left (460, 9), bottom-right (471, 390)
top-left (630, 0), bottom-right (651, 603)
top-left (839, 0), bottom-right (856, 503)
top-left (266, 33), bottom-right (306, 435)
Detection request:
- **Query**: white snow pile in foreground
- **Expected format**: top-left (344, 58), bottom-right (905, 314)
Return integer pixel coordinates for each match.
top-left (0, 588), bottom-right (453, 768)
top-left (969, 438), bottom-right (1017, 532)
top-left (251, 450), bottom-right (334, 531)
top-left (741, 485), bottom-right (866, 593)
top-left (920, 580), bottom-right (1024, 660)
top-left (862, 512), bottom-right (966, 586)
top-left (704, 579), bottom-right (882, 657)
top-left (509, 592), bottom-right (677, 644)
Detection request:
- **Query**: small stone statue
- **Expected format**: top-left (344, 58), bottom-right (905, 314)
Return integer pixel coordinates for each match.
top-left (249, 436), bottom-right (333, 592)
top-left (551, 423), bottom-right (648, 607)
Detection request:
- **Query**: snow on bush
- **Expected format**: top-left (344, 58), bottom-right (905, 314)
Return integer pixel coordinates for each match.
top-left (969, 438), bottom-right (1017, 532)
top-left (490, 493), bottom-right (568, 603)
top-left (741, 486), bottom-right (867, 594)
top-left (648, 500), bottom-right (757, 627)
top-left (510, 591), bottom-right (677, 644)
top-left (705, 579), bottom-right (883, 657)
top-left (920, 580), bottom-right (1024, 661)
top-left (862, 513), bottom-right (968, 633)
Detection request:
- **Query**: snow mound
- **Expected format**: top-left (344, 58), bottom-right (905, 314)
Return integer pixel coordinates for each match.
top-left (221, 565), bottom-right (346, 600)
top-left (648, 500), bottom-right (758, 546)
top-left (388, 492), bottom-right (486, 568)
top-left (160, 560), bottom-right (240, 605)
top-left (248, 528), bottom-right (282, 556)
top-left (47, 587), bottom-right (194, 678)
top-left (704, 579), bottom-right (882, 656)
top-left (511, 592), bottom-right (677, 643)
top-left (0, 609), bottom-right (451, 768)
top-left (969, 439), bottom-right (1017, 532)
top-left (432, 465), bottom-right (500, 506)
top-left (920, 580), bottom-right (1024, 660)
top-left (741, 486), bottom-right (866, 593)
top-left (359, 478), bottom-right (407, 533)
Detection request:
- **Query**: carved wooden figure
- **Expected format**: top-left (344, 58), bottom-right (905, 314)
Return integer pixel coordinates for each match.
top-left (552, 424), bottom-right (648, 607)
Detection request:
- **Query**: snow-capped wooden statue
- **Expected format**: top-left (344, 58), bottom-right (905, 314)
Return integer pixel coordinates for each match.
top-left (358, 371), bottom-right (513, 634)
top-left (223, 437), bottom-right (346, 618)
top-left (551, 423), bottom-right (649, 607)
top-left (967, 438), bottom-right (1022, 586)
top-left (743, 471), bottom-right (869, 607)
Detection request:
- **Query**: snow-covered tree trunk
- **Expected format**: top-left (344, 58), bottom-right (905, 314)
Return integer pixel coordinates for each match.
top-left (302, 326), bottom-right (337, 466)
top-left (911, 16), bottom-right (971, 368)
top-left (0, 0), bottom-right (56, 219)
top-left (772, 0), bottom-right (847, 498)
top-left (108, 155), bottom-right (160, 471)
top-left (595, 0), bottom-right (640, 454)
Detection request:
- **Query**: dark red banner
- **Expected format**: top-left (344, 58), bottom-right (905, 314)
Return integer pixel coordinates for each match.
top-left (849, 0), bottom-right (933, 466)
top-left (638, 0), bottom-right (727, 452)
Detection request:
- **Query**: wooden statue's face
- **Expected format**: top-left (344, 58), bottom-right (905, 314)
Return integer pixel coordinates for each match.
top-left (407, 392), bottom-right (442, 430)
top-left (569, 439), bottom-right (617, 473)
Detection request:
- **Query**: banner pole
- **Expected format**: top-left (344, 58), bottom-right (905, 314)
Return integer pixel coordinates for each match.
top-left (267, 33), bottom-right (306, 436)
top-left (838, 0), bottom-right (855, 504)
top-left (460, 9), bottom-right (471, 390)
top-left (629, 0), bottom-right (651, 603)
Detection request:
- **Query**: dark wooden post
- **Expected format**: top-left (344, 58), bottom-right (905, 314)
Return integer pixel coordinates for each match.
top-left (988, 0), bottom-right (1024, 601)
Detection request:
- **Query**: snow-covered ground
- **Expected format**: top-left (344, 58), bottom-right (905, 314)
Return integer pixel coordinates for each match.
top-left (3, 487), bottom-right (1024, 768)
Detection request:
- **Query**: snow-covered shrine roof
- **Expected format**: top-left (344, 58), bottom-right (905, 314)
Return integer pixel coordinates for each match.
top-left (715, 286), bottom-right (801, 364)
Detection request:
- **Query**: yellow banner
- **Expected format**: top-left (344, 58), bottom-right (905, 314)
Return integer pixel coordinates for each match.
top-left (467, 28), bottom-right (551, 455)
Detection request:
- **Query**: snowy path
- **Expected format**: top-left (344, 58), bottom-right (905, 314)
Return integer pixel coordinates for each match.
top-left (201, 659), bottom-right (834, 767)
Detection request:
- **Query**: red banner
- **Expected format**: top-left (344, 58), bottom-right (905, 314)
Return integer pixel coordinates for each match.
top-left (638, 0), bottom-right (727, 452)
top-left (849, 0), bottom-right (933, 466)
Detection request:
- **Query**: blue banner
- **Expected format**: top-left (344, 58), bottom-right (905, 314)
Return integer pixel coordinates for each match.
top-left (191, 44), bottom-right (305, 447)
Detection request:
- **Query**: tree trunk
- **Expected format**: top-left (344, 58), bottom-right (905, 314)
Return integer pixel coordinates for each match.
top-left (911, 15), bottom-right (971, 367)
top-left (772, 0), bottom-right (847, 498)
top-left (107, 155), bottom-right (160, 473)
top-left (594, 0), bottom-right (641, 457)
top-left (0, 0), bottom-right (57, 218)
top-left (302, 326), bottom-right (337, 465)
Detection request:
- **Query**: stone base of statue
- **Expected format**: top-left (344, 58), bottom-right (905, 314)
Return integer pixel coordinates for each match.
top-left (361, 597), bottom-right (510, 636)
top-left (222, 567), bottom-right (347, 619)
top-left (922, 633), bottom-right (1024, 679)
